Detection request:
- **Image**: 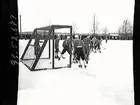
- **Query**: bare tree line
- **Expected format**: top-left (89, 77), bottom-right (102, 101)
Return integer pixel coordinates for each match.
top-left (72, 14), bottom-right (133, 37)
top-left (118, 18), bottom-right (133, 36)
top-left (19, 15), bottom-right (133, 37)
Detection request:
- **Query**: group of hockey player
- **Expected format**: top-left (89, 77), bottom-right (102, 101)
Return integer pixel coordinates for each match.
top-left (33, 33), bottom-right (104, 68)
top-left (54, 34), bottom-right (104, 68)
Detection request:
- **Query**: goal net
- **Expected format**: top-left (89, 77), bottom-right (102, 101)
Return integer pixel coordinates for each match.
top-left (20, 25), bottom-right (72, 71)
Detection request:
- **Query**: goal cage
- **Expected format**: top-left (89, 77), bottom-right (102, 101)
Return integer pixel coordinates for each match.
top-left (20, 25), bottom-right (73, 71)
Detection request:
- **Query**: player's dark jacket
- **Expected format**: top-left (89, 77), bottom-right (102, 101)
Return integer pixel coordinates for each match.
top-left (83, 37), bottom-right (90, 45)
top-left (34, 35), bottom-right (40, 47)
top-left (94, 39), bottom-right (99, 46)
top-left (73, 39), bottom-right (85, 60)
top-left (73, 39), bottom-right (84, 48)
top-left (63, 39), bottom-right (71, 47)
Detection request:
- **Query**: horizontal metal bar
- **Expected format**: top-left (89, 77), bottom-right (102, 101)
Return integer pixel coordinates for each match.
top-left (31, 66), bottom-right (69, 71)
top-left (21, 57), bottom-right (50, 60)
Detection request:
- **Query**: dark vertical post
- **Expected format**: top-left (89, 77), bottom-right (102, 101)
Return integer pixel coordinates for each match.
top-left (49, 39), bottom-right (50, 59)
top-left (69, 26), bottom-right (72, 68)
top-left (52, 28), bottom-right (55, 69)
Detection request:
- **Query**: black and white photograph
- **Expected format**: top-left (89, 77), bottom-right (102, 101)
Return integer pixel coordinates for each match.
top-left (17, 0), bottom-right (134, 105)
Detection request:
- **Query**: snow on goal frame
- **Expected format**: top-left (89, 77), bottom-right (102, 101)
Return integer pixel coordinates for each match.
top-left (20, 25), bottom-right (73, 71)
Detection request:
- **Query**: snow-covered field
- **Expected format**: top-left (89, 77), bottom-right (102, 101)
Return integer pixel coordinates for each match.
top-left (18, 40), bottom-right (134, 105)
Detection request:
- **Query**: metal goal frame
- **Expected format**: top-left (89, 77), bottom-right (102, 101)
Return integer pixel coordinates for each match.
top-left (20, 25), bottom-right (72, 71)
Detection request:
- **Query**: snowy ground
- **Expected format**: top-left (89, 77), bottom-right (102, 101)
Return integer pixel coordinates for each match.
top-left (18, 40), bottom-right (134, 105)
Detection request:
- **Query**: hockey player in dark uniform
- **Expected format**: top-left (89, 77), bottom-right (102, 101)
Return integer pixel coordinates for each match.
top-left (90, 39), bottom-right (93, 52)
top-left (55, 35), bottom-right (61, 59)
top-left (105, 37), bottom-right (108, 43)
top-left (91, 36), bottom-right (97, 53)
top-left (34, 33), bottom-right (43, 58)
top-left (94, 37), bottom-right (102, 53)
top-left (72, 39), bottom-right (78, 63)
top-left (73, 35), bottom-right (87, 68)
top-left (82, 35), bottom-right (91, 64)
top-left (58, 36), bottom-right (71, 60)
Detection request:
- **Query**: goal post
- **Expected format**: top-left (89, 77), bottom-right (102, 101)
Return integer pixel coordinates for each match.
top-left (20, 25), bottom-right (72, 71)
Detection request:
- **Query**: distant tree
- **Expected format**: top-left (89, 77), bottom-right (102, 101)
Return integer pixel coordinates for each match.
top-left (102, 26), bottom-right (109, 39)
top-left (91, 14), bottom-right (99, 35)
top-left (72, 22), bottom-right (78, 35)
top-left (49, 20), bottom-right (52, 25)
top-left (118, 18), bottom-right (133, 36)
top-left (102, 26), bottom-right (109, 35)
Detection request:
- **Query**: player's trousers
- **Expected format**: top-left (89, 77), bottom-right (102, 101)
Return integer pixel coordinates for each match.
top-left (55, 47), bottom-right (59, 53)
top-left (83, 44), bottom-right (90, 57)
top-left (75, 47), bottom-right (85, 60)
top-left (95, 43), bottom-right (100, 50)
top-left (61, 46), bottom-right (70, 54)
top-left (34, 46), bottom-right (41, 57)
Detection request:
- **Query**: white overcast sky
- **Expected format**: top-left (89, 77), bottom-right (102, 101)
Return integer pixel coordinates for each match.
top-left (18, 0), bottom-right (134, 33)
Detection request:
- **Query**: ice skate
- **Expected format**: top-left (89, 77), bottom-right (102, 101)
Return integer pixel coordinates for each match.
top-left (58, 55), bottom-right (65, 60)
top-left (55, 56), bottom-right (59, 59)
top-left (86, 60), bottom-right (88, 64)
top-left (58, 56), bottom-right (61, 60)
top-left (78, 65), bottom-right (82, 68)
top-left (84, 65), bottom-right (87, 68)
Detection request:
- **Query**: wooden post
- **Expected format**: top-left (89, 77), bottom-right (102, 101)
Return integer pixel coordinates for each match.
top-left (52, 29), bottom-right (55, 69)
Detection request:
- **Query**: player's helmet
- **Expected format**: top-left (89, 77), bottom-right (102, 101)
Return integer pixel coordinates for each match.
top-left (57, 34), bottom-right (61, 38)
top-left (67, 36), bottom-right (70, 39)
top-left (87, 35), bottom-right (90, 38)
top-left (75, 34), bottom-right (79, 38)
